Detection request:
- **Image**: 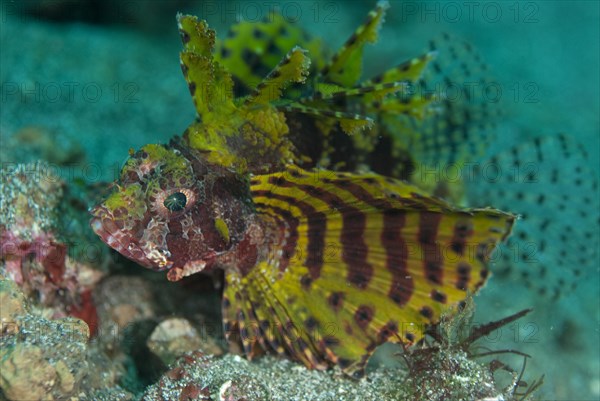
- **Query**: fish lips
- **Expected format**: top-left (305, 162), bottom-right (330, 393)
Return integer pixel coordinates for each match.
top-left (90, 206), bottom-right (172, 271)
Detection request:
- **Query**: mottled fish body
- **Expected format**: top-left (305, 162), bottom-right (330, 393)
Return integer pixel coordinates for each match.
top-left (91, 2), bottom-right (517, 377)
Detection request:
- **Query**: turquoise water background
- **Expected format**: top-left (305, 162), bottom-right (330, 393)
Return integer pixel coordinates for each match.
top-left (1, 1), bottom-right (598, 399)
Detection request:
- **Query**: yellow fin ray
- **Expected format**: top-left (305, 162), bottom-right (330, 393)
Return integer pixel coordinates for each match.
top-left (376, 93), bottom-right (438, 120)
top-left (177, 14), bottom-right (214, 56)
top-left (319, 1), bottom-right (389, 87)
top-left (245, 47), bottom-right (311, 106)
top-left (280, 103), bottom-right (374, 136)
top-left (301, 81), bottom-right (408, 104)
top-left (178, 14), bottom-right (235, 118)
top-left (363, 52), bottom-right (437, 87)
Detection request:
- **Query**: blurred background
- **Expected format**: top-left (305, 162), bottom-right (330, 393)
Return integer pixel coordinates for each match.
top-left (1, 1), bottom-right (598, 399)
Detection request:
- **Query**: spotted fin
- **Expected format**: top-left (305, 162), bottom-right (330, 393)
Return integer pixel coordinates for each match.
top-left (467, 134), bottom-right (600, 300)
top-left (364, 33), bottom-right (503, 198)
top-left (361, 52), bottom-right (438, 118)
top-left (363, 52), bottom-right (437, 88)
top-left (223, 165), bottom-right (515, 377)
top-left (215, 13), bottom-right (325, 97)
top-left (291, 52), bottom-right (437, 134)
top-left (406, 33), bottom-right (501, 170)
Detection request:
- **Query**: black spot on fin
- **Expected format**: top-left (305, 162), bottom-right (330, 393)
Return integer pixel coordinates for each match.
top-left (467, 133), bottom-right (599, 300)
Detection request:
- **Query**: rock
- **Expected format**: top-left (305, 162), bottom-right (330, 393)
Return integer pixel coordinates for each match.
top-left (141, 352), bottom-right (393, 401)
top-left (141, 351), bottom-right (213, 401)
top-left (0, 162), bottom-right (105, 331)
top-left (94, 275), bottom-right (156, 348)
top-left (0, 344), bottom-right (56, 401)
top-left (0, 275), bottom-right (133, 400)
top-left (147, 318), bottom-right (203, 366)
top-left (0, 277), bottom-right (27, 335)
top-left (141, 345), bottom-right (509, 401)
top-left (55, 359), bottom-right (75, 393)
top-left (1, 125), bottom-right (84, 166)
top-left (84, 387), bottom-right (135, 401)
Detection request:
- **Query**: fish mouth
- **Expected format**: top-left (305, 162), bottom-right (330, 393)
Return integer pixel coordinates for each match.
top-left (90, 206), bottom-right (170, 271)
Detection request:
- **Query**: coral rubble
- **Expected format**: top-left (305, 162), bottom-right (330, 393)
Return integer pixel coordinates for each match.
top-left (0, 274), bottom-right (132, 400)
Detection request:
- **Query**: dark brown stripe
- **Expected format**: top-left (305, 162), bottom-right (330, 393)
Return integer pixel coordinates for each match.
top-left (320, 335), bottom-right (340, 349)
top-left (346, 32), bottom-right (359, 47)
top-left (354, 305), bottom-right (374, 330)
top-left (328, 291), bottom-right (344, 313)
top-left (450, 220), bottom-right (473, 256)
top-left (329, 178), bottom-right (414, 301)
top-left (296, 183), bottom-right (373, 289)
top-left (475, 240), bottom-right (495, 265)
top-left (430, 289), bottom-right (447, 304)
top-left (419, 306), bottom-right (434, 320)
top-left (377, 320), bottom-right (398, 343)
top-left (179, 30), bottom-right (190, 44)
top-left (381, 209), bottom-right (413, 306)
top-left (304, 316), bottom-right (318, 331)
top-left (337, 357), bottom-right (353, 369)
top-left (252, 190), bottom-right (325, 280)
top-left (456, 262), bottom-right (471, 290)
top-left (419, 212), bottom-right (443, 285)
top-left (300, 274), bottom-right (313, 289)
top-left (341, 210), bottom-right (370, 289)
top-left (328, 178), bottom-right (392, 210)
top-left (188, 82), bottom-right (196, 96)
top-left (254, 202), bottom-right (298, 272)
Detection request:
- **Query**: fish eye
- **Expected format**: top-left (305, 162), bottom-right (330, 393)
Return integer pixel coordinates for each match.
top-left (154, 188), bottom-right (197, 217)
top-left (164, 191), bottom-right (187, 212)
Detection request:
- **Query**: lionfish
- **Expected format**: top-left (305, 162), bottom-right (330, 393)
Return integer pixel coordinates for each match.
top-left (90, 2), bottom-right (517, 378)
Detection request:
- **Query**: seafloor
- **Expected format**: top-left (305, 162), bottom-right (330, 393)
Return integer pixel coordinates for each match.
top-left (1, 1), bottom-right (599, 400)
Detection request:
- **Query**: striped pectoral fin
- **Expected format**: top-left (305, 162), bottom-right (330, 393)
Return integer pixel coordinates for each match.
top-left (392, 209), bottom-right (514, 320)
top-left (223, 265), bottom-right (331, 370)
top-left (223, 271), bottom-right (293, 360)
top-left (239, 165), bottom-right (515, 377)
top-left (222, 275), bottom-right (259, 358)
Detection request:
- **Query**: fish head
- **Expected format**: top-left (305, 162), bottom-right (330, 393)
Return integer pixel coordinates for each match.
top-left (90, 142), bottom-right (251, 279)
